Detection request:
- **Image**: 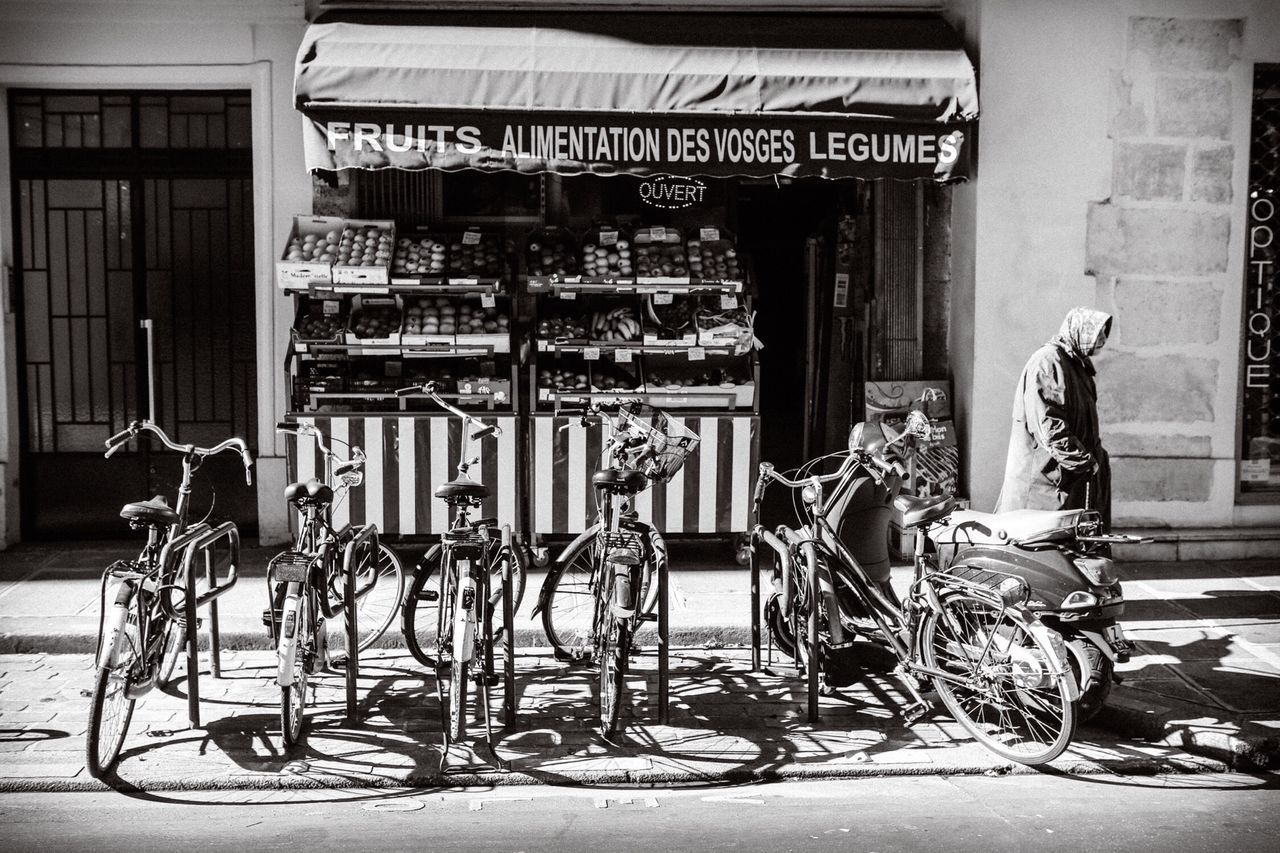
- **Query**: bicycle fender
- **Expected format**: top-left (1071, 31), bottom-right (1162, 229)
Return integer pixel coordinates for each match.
top-left (96, 602), bottom-right (132, 670)
top-left (276, 591), bottom-right (302, 688)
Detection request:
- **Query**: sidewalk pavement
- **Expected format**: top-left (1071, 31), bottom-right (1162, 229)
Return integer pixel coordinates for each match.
top-left (0, 541), bottom-right (1276, 791)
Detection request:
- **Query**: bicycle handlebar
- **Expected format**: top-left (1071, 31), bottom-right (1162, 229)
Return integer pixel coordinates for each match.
top-left (396, 383), bottom-right (503, 439)
top-left (105, 420), bottom-right (254, 484)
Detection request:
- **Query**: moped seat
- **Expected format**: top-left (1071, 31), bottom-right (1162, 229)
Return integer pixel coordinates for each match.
top-left (932, 508), bottom-right (1082, 546)
top-left (120, 495), bottom-right (179, 527)
top-left (285, 479), bottom-right (333, 506)
top-left (893, 494), bottom-right (955, 528)
top-left (434, 478), bottom-right (490, 500)
top-left (592, 468), bottom-right (647, 494)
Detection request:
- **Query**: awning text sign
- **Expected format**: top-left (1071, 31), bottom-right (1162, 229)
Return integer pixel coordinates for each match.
top-left (303, 110), bottom-right (972, 181)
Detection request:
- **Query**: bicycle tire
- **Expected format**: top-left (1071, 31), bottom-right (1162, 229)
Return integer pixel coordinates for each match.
top-left (540, 526), bottom-right (659, 660)
top-left (281, 586), bottom-right (311, 747)
top-left (448, 648), bottom-right (469, 742)
top-left (352, 543), bottom-right (405, 651)
top-left (487, 537), bottom-right (527, 645)
top-left (921, 591), bottom-right (1077, 766)
top-left (157, 618), bottom-right (185, 687)
top-left (86, 595), bottom-right (140, 780)
top-left (402, 548), bottom-right (444, 668)
top-left (599, 616), bottom-right (631, 739)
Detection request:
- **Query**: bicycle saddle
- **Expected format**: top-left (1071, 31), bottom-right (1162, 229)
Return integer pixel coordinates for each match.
top-left (284, 479), bottom-right (334, 506)
top-left (120, 495), bottom-right (180, 527)
top-left (434, 478), bottom-right (490, 500)
top-left (893, 494), bottom-right (955, 529)
top-left (592, 468), bottom-right (647, 494)
top-left (931, 508), bottom-right (1082, 546)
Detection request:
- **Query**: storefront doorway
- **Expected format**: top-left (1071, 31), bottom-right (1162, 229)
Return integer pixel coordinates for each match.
top-left (9, 90), bottom-right (259, 538)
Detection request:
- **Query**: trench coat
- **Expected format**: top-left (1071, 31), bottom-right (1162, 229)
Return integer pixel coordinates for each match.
top-left (995, 308), bottom-right (1113, 526)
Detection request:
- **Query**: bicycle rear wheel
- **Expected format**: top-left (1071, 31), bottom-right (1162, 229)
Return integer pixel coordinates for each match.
top-left (86, 596), bottom-right (140, 779)
top-left (599, 616), bottom-right (631, 739)
top-left (921, 591), bottom-right (1077, 765)
top-left (280, 587), bottom-right (311, 747)
top-left (448, 650), bottom-right (470, 742)
top-left (402, 549), bottom-right (444, 668)
top-left (353, 543), bottom-right (405, 652)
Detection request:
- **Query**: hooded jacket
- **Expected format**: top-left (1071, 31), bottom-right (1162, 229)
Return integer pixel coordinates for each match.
top-left (995, 308), bottom-right (1113, 523)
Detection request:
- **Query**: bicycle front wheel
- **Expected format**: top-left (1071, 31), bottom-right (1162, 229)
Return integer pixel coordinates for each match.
top-left (86, 594), bottom-right (141, 779)
top-left (599, 616), bottom-right (631, 739)
top-left (280, 588), bottom-right (311, 747)
top-left (448, 649), bottom-right (470, 742)
top-left (352, 543), bottom-right (405, 652)
top-left (921, 592), bottom-right (1077, 765)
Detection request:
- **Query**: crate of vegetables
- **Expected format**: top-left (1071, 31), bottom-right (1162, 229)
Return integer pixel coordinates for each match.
top-left (291, 297), bottom-right (347, 354)
top-left (643, 293), bottom-right (698, 346)
top-left (345, 295), bottom-right (402, 355)
top-left (580, 225), bottom-right (635, 282)
top-left (537, 356), bottom-right (591, 407)
top-left (696, 298), bottom-right (756, 354)
top-left (687, 226), bottom-right (742, 285)
top-left (525, 227), bottom-right (580, 290)
top-left (535, 304), bottom-right (590, 351)
top-left (645, 355), bottom-right (754, 409)
top-left (332, 219), bottom-right (394, 286)
top-left (451, 295), bottom-right (512, 354)
top-left (634, 225), bottom-right (690, 286)
top-left (276, 215), bottom-right (341, 290)
top-left (590, 359), bottom-right (645, 400)
top-left (400, 294), bottom-right (457, 352)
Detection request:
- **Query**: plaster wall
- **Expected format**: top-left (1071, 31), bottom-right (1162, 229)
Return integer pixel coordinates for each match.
top-left (959, 0), bottom-right (1280, 529)
top-left (0, 0), bottom-right (310, 546)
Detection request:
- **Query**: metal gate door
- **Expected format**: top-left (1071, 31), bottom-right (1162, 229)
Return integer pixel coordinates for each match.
top-left (10, 91), bottom-right (258, 538)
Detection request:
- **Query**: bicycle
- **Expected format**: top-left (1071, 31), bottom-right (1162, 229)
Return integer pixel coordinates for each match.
top-left (753, 412), bottom-right (1081, 766)
top-left (395, 382), bottom-right (526, 749)
top-left (536, 403), bottom-right (698, 739)
top-left (88, 420), bottom-right (253, 779)
top-left (266, 421), bottom-right (402, 746)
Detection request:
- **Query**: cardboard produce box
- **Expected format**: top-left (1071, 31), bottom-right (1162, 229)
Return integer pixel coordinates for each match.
top-left (276, 215), bottom-right (341, 289)
top-left (332, 219), bottom-right (394, 285)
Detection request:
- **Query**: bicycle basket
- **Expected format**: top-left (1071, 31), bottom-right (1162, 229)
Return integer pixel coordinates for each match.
top-left (641, 411), bottom-right (700, 483)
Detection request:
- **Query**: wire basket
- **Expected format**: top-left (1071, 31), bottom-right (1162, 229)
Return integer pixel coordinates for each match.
top-left (620, 407), bottom-right (700, 484)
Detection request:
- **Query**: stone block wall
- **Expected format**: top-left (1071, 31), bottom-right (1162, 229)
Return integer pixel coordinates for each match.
top-left (1084, 15), bottom-right (1244, 522)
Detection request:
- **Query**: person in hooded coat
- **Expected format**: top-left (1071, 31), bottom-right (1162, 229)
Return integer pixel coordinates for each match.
top-left (995, 307), bottom-right (1114, 526)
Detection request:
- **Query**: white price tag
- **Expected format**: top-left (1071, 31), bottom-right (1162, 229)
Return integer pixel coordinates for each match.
top-left (599, 230), bottom-right (618, 247)
top-left (322, 300), bottom-right (341, 315)
top-left (720, 294), bottom-right (739, 309)
top-left (1241, 459), bottom-right (1271, 482)
top-left (699, 227), bottom-right (720, 242)
top-left (615, 348), bottom-right (633, 363)
top-left (653, 292), bottom-right (674, 305)
top-left (688, 347), bottom-right (706, 362)
top-left (481, 293), bottom-right (496, 308)
top-left (583, 347), bottom-right (601, 361)
top-left (649, 226), bottom-right (668, 242)
top-left (833, 272), bottom-right (850, 309)
top-left (462, 230), bottom-right (481, 245)
top-left (559, 290), bottom-right (578, 300)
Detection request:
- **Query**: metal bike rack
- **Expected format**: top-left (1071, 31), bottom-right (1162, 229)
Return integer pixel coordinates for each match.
top-left (748, 525), bottom-right (798, 675)
top-left (174, 521), bottom-right (240, 729)
top-left (340, 524), bottom-right (379, 725)
top-left (658, 544), bottom-right (670, 726)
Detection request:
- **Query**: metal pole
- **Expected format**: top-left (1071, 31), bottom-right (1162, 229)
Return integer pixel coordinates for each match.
top-left (749, 531), bottom-right (760, 671)
top-left (205, 549), bottom-right (221, 678)
top-left (658, 546), bottom-right (669, 725)
top-left (139, 319), bottom-right (156, 421)
top-left (502, 528), bottom-right (516, 727)
top-left (185, 549), bottom-right (201, 728)
top-left (344, 542), bottom-right (360, 724)
top-left (807, 546), bottom-right (819, 725)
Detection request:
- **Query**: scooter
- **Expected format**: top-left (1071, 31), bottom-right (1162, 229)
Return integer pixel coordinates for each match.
top-left (928, 506), bottom-right (1148, 721)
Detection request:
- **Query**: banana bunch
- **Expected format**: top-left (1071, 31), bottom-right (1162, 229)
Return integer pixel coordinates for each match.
top-left (590, 306), bottom-right (641, 342)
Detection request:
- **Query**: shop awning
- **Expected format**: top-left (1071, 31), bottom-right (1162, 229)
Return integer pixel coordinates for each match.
top-left (295, 12), bottom-right (978, 181)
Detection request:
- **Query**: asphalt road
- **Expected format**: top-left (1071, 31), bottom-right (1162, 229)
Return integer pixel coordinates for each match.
top-left (0, 772), bottom-right (1275, 852)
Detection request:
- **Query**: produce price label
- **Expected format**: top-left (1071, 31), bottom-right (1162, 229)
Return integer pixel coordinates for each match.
top-left (688, 347), bottom-right (706, 361)
top-left (462, 231), bottom-right (481, 245)
top-left (654, 292), bottom-right (673, 305)
top-left (700, 227), bottom-right (720, 242)
top-left (615, 348), bottom-right (633, 363)
top-left (323, 300), bottom-right (341, 314)
top-left (559, 290), bottom-right (577, 300)
top-left (599, 230), bottom-right (618, 247)
top-left (720, 294), bottom-right (738, 309)
top-left (583, 347), bottom-right (601, 361)
top-left (649, 226), bottom-right (668, 242)
top-left (481, 293), bottom-right (496, 308)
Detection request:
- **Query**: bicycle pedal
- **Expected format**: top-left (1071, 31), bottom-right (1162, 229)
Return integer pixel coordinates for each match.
top-left (637, 613), bottom-right (657, 623)
top-left (417, 589), bottom-right (440, 603)
top-left (902, 701), bottom-right (932, 726)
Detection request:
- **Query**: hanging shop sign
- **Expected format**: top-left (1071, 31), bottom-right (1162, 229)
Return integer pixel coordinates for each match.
top-left (639, 176), bottom-right (708, 209)
top-left (303, 111), bottom-right (971, 181)
top-left (1240, 64), bottom-right (1280, 496)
